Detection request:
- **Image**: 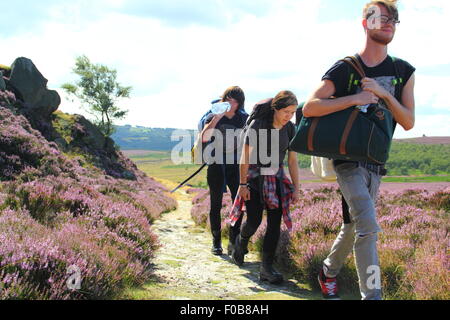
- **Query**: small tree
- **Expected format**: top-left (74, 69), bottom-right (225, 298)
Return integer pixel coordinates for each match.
top-left (62, 55), bottom-right (132, 137)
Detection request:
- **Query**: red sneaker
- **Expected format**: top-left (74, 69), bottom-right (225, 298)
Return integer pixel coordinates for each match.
top-left (318, 270), bottom-right (340, 300)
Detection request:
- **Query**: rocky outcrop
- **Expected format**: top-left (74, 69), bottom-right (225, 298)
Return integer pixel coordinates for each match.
top-left (75, 115), bottom-right (116, 154)
top-left (1, 57), bottom-right (135, 180)
top-left (1, 57), bottom-right (60, 119)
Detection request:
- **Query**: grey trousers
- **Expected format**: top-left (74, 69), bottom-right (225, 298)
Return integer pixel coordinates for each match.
top-left (323, 162), bottom-right (383, 300)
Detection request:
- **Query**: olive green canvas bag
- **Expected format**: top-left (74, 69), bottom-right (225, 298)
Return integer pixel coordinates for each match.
top-left (290, 55), bottom-right (403, 165)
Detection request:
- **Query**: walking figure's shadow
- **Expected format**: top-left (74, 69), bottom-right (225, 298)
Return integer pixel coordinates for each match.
top-left (219, 254), bottom-right (315, 299)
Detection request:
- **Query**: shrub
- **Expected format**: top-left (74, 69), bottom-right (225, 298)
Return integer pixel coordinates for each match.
top-left (190, 185), bottom-right (450, 300)
top-left (0, 100), bottom-right (177, 299)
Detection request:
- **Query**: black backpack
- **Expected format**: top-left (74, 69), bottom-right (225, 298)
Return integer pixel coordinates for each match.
top-left (244, 98), bottom-right (273, 127)
top-left (239, 98), bottom-right (273, 146)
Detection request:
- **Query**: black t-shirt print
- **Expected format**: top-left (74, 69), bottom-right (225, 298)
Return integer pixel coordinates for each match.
top-left (322, 54), bottom-right (416, 107)
top-left (244, 118), bottom-right (296, 168)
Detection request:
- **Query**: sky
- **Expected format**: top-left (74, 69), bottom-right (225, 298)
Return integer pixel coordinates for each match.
top-left (1, 0), bottom-right (449, 139)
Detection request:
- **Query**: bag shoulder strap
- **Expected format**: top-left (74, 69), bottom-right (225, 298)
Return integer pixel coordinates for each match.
top-left (341, 55), bottom-right (366, 94)
top-left (344, 55), bottom-right (405, 97)
top-left (342, 55), bottom-right (366, 78)
top-left (342, 55), bottom-right (404, 99)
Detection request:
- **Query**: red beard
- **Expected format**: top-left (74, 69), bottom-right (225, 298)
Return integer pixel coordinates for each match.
top-left (369, 31), bottom-right (394, 45)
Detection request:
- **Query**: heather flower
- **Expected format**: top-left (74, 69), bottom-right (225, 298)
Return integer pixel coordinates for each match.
top-left (0, 103), bottom-right (178, 299)
top-left (190, 185), bottom-right (450, 300)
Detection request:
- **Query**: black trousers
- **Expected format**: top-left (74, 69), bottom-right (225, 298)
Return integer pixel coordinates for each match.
top-left (240, 182), bottom-right (282, 255)
top-left (207, 164), bottom-right (243, 239)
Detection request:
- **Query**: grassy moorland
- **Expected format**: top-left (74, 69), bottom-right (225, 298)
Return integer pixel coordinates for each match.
top-left (116, 125), bottom-right (450, 177)
top-left (125, 147), bottom-right (450, 188)
top-left (123, 151), bottom-right (208, 188)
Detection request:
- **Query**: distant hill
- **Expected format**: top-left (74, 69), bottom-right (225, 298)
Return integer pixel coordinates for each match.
top-left (395, 136), bottom-right (450, 145)
top-left (112, 125), bottom-right (195, 151)
top-left (113, 125), bottom-right (450, 177)
top-left (113, 124), bottom-right (450, 151)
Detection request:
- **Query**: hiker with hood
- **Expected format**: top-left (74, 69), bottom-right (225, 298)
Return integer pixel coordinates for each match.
top-left (199, 86), bottom-right (249, 256)
top-left (229, 90), bottom-right (300, 284)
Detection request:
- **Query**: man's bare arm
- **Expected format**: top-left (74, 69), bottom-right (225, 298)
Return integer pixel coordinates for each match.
top-left (362, 73), bottom-right (415, 131)
top-left (303, 80), bottom-right (379, 118)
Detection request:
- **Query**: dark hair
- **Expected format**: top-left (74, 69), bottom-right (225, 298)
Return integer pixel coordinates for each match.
top-left (267, 90), bottom-right (298, 129)
top-left (247, 91), bottom-right (298, 128)
top-left (221, 86), bottom-right (245, 109)
top-left (271, 90), bottom-right (298, 110)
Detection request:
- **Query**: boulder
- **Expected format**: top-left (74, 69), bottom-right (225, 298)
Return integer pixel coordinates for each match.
top-left (74, 115), bottom-right (115, 154)
top-left (9, 57), bottom-right (60, 117)
top-left (38, 89), bottom-right (61, 117)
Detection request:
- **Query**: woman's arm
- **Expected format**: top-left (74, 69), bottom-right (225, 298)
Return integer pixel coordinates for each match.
top-left (238, 143), bottom-right (252, 201)
top-left (201, 114), bottom-right (225, 143)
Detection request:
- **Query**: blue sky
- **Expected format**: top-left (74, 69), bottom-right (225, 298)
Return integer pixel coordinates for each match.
top-left (1, 0), bottom-right (449, 138)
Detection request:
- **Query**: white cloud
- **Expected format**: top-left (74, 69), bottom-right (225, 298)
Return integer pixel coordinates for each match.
top-left (391, 0), bottom-right (450, 67)
top-left (415, 75), bottom-right (450, 111)
top-left (394, 114), bottom-right (450, 139)
top-left (1, 0), bottom-right (449, 137)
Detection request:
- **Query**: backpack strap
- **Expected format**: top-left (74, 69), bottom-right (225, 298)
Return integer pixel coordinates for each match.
top-left (390, 56), bottom-right (404, 102)
top-left (390, 56), bottom-right (406, 133)
top-left (198, 110), bottom-right (213, 131)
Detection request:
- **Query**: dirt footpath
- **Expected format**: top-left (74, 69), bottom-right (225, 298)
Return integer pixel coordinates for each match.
top-left (129, 183), bottom-right (316, 300)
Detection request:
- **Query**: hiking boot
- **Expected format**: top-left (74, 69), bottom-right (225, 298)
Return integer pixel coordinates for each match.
top-left (318, 269), bottom-right (340, 300)
top-left (211, 230), bottom-right (223, 256)
top-left (259, 253), bottom-right (283, 284)
top-left (231, 235), bottom-right (249, 266)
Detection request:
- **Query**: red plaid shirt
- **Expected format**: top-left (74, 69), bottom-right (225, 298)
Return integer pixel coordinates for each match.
top-left (228, 165), bottom-right (295, 232)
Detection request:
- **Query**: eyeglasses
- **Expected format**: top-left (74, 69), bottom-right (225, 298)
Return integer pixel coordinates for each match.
top-left (372, 15), bottom-right (400, 26)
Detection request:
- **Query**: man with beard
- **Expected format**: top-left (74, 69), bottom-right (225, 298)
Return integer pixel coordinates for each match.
top-left (303, 0), bottom-right (416, 300)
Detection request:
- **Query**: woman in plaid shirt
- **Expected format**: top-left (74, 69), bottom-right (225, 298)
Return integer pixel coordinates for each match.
top-left (229, 91), bottom-right (300, 284)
